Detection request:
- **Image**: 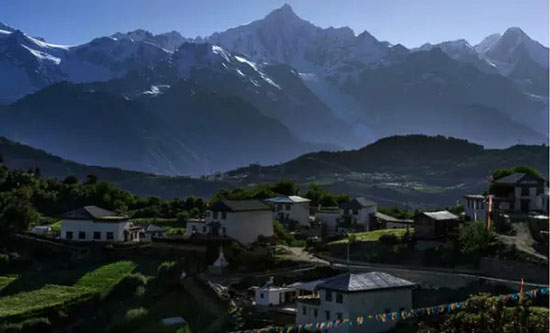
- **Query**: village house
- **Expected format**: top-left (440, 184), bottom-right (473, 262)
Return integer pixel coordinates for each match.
top-left (338, 198), bottom-right (378, 232)
top-left (206, 200), bottom-right (274, 245)
top-left (491, 173), bottom-right (549, 214)
top-left (463, 194), bottom-right (488, 221)
top-left (59, 205), bottom-right (140, 242)
top-left (296, 272), bottom-right (415, 332)
top-left (316, 207), bottom-right (341, 231)
top-left (264, 196), bottom-right (311, 226)
top-left (185, 218), bottom-right (209, 237)
top-left (413, 210), bottom-right (460, 240)
top-left (374, 212), bottom-right (414, 229)
top-left (140, 224), bottom-right (166, 241)
top-left (253, 277), bottom-right (298, 307)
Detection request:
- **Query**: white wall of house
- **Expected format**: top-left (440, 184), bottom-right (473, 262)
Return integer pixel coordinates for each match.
top-left (254, 287), bottom-right (297, 306)
top-left (206, 210), bottom-right (273, 245)
top-left (272, 202), bottom-right (310, 226)
top-left (317, 211), bottom-right (341, 230)
top-left (513, 186), bottom-right (549, 212)
top-left (224, 211), bottom-right (273, 245)
top-left (297, 288), bottom-right (413, 332)
top-left (464, 198), bottom-right (487, 221)
top-left (185, 221), bottom-right (210, 237)
top-left (340, 205), bottom-right (377, 231)
top-left (60, 219), bottom-right (128, 241)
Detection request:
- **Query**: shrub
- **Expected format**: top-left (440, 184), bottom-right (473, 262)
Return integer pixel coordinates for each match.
top-left (157, 261), bottom-right (180, 283)
top-left (113, 273), bottom-right (147, 297)
top-left (459, 221), bottom-right (498, 257)
top-left (379, 234), bottom-right (400, 246)
top-left (20, 317), bottom-right (52, 333)
top-left (0, 253), bottom-right (10, 268)
top-left (125, 307), bottom-right (148, 322)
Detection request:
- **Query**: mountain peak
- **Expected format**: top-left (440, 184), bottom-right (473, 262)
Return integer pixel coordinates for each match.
top-left (265, 3), bottom-right (301, 21)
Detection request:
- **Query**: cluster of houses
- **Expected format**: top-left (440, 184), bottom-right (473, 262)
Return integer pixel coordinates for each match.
top-left (252, 271), bottom-right (416, 332)
top-left (53, 171), bottom-right (548, 248)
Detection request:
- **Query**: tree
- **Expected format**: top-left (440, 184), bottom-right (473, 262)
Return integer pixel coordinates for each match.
top-left (85, 174), bottom-right (98, 185)
top-left (271, 180), bottom-right (299, 196)
top-left (459, 221), bottom-right (498, 258)
top-left (0, 187), bottom-right (40, 234)
top-left (63, 175), bottom-right (78, 185)
top-left (492, 165), bottom-right (543, 181)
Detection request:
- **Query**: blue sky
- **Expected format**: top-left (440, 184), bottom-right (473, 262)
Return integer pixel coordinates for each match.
top-left (1, 0), bottom-right (548, 47)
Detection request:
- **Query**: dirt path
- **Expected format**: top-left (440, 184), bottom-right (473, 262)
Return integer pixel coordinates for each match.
top-left (498, 222), bottom-right (548, 261)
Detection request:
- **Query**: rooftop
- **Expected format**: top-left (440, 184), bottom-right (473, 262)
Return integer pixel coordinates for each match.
top-left (422, 210), bottom-right (459, 221)
top-left (494, 172), bottom-right (547, 185)
top-left (210, 200), bottom-right (271, 212)
top-left (60, 205), bottom-right (127, 221)
top-left (264, 196), bottom-right (311, 203)
top-left (340, 197), bottom-right (377, 209)
top-left (374, 212), bottom-right (412, 223)
top-left (463, 194), bottom-right (486, 200)
top-left (318, 272), bottom-right (415, 293)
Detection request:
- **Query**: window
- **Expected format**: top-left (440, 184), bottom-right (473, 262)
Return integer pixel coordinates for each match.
top-left (66, 231), bottom-right (73, 239)
top-left (106, 232), bottom-right (114, 240)
top-left (213, 211), bottom-right (219, 219)
top-left (222, 227), bottom-right (226, 234)
top-left (222, 212), bottom-right (227, 219)
top-left (285, 204), bottom-right (291, 211)
top-left (93, 232), bottom-right (101, 240)
top-left (325, 291), bottom-right (332, 302)
top-left (336, 313), bottom-right (343, 321)
top-left (537, 187), bottom-right (544, 195)
top-left (202, 226), bottom-right (206, 233)
top-left (277, 204), bottom-right (283, 211)
top-left (313, 309), bottom-right (318, 318)
top-left (521, 187), bottom-right (529, 196)
top-left (325, 311), bottom-right (330, 320)
top-left (302, 306), bottom-right (306, 315)
top-left (78, 231), bottom-right (86, 240)
top-left (353, 209), bottom-right (358, 215)
top-left (260, 293), bottom-right (264, 299)
top-left (336, 293), bottom-right (343, 303)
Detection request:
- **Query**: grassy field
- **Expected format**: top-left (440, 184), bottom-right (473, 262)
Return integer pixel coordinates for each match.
top-left (0, 284), bottom-right (92, 318)
top-left (329, 228), bottom-right (411, 245)
top-left (74, 261), bottom-right (136, 296)
top-left (0, 261), bottom-right (136, 319)
top-left (0, 276), bottom-right (17, 292)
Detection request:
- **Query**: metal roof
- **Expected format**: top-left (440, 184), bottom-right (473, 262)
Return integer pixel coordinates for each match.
top-left (340, 197), bottom-right (377, 209)
top-left (422, 210), bottom-right (459, 221)
top-left (318, 272), bottom-right (415, 292)
top-left (265, 196), bottom-right (311, 203)
top-left (210, 200), bottom-right (271, 212)
top-left (60, 205), bottom-right (127, 221)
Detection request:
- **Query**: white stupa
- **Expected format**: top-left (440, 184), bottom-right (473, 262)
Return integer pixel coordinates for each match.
top-left (213, 247), bottom-right (229, 268)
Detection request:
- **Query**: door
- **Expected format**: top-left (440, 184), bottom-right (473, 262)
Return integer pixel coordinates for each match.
top-left (520, 199), bottom-right (530, 212)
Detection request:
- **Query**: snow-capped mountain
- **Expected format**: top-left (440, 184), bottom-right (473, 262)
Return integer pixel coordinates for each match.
top-left (111, 29), bottom-right (189, 52)
top-left (206, 4), bottom-right (391, 75)
top-left (0, 5), bottom-right (547, 175)
top-left (415, 39), bottom-right (497, 74)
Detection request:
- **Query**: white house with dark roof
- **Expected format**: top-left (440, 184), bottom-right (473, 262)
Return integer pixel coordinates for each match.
top-left (338, 198), bottom-right (378, 232)
top-left (206, 200), bottom-right (273, 245)
top-left (60, 205), bottom-right (140, 242)
top-left (492, 173), bottom-right (549, 214)
top-left (264, 195), bottom-right (311, 226)
top-left (296, 272), bottom-right (415, 332)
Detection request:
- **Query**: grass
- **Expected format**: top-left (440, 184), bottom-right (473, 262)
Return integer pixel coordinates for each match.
top-left (0, 284), bottom-right (92, 318)
top-left (0, 276), bottom-right (17, 292)
top-left (329, 228), bottom-right (411, 245)
top-left (74, 261), bottom-right (136, 296)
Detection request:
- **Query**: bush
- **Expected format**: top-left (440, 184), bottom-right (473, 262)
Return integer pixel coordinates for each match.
top-left (20, 317), bottom-right (52, 333)
top-left (125, 307), bottom-right (148, 322)
top-left (157, 261), bottom-right (180, 284)
top-left (113, 273), bottom-right (147, 297)
top-left (0, 253), bottom-right (10, 268)
top-left (379, 234), bottom-right (400, 246)
top-left (459, 221), bottom-right (498, 257)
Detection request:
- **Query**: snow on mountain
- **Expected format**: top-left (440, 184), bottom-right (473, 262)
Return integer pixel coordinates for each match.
top-left (414, 39), bottom-right (497, 73)
top-left (477, 27), bottom-right (549, 69)
top-left (206, 4), bottom-right (391, 74)
top-left (111, 29), bottom-right (188, 52)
